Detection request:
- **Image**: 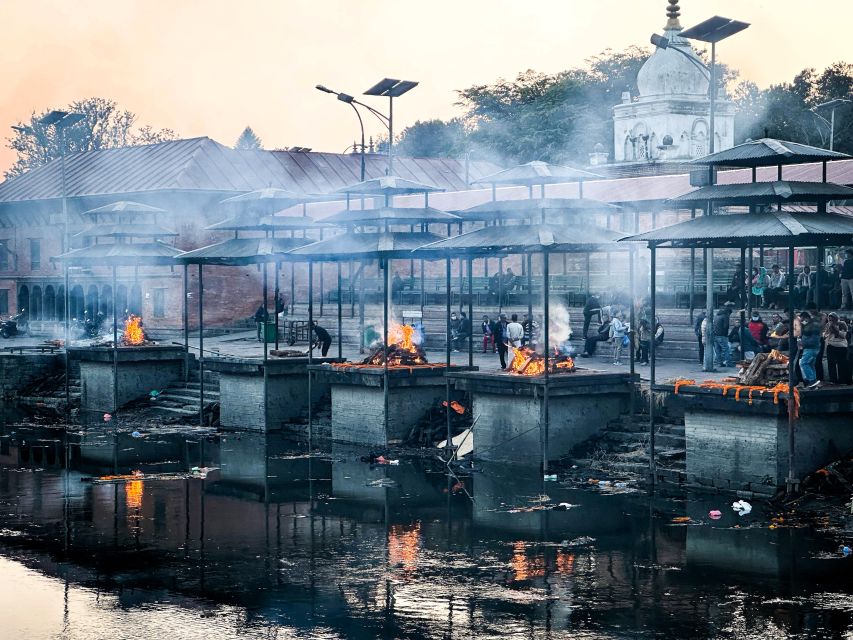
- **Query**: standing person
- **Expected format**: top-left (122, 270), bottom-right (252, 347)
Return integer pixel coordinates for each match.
top-left (694, 310), bottom-right (706, 365)
top-left (391, 271), bottom-right (404, 302)
top-left (841, 249), bottom-right (853, 311)
top-left (798, 311), bottom-right (821, 387)
top-left (495, 313), bottom-right (510, 369)
top-left (310, 321), bottom-right (332, 356)
top-left (766, 264), bottom-right (785, 309)
top-left (823, 312), bottom-right (851, 384)
top-left (748, 312), bottom-right (770, 352)
top-left (506, 314), bottom-right (524, 349)
top-left (457, 312), bottom-right (472, 352)
top-left (636, 319), bottom-right (651, 366)
top-left (449, 312), bottom-right (461, 352)
top-left (582, 294), bottom-right (602, 339)
top-left (253, 303), bottom-right (268, 342)
top-left (481, 315), bottom-right (495, 353)
top-left (712, 303), bottom-right (735, 368)
top-left (521, 313), bottom-right (538, 348)
top-left (809, 263), bottom-right (832, 307)
top-left (751, 266), bottom-right (768, 308)
top-left (727, 266), bottom-right (745, 303)
top-left (609, 311), bottom-right (626, 365)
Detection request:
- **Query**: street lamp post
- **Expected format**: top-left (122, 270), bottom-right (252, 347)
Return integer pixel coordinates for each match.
top-left (37, 110), bottom-right (85, 419)
top-left (654, 16), bottom-right (749, 372)
top-left (811, 98), bottom-right (851, 151)
top-left (316, 78), bottom-right (417, 176)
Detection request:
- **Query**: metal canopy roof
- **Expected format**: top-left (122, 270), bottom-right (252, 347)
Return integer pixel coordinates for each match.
top-left (82, 200), bottom-right (166, 216)
top-left (175, 237), bottom-right (311, 266)
top-left (320, 206), bottom-right (460, 225)
top-left (454, 197), bottom-right (621, 221)
top-left (666, 181), bottom-right (853, 206)
top-left (415, 223), bottom-right (625, 256)
top-left (288, 231), bottom-right (446, 261)
top-left (73, 224), bottom-right (178, 239)
top-left (620, 211), bottom-right (853, 248)
top-left (206, 214), bottom-right (322, 232)
top-left (474, 161), bottom-right (602, 186)
top-left (689, 138), bottom-right (850, 168)
top-left (335, 176), bottom-right (443, 196)
top-left (52, 241), bottom-right (182, 266)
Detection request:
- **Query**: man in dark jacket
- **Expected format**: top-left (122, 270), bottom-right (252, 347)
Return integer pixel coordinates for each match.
top-left (798, 311), bottom-right (821, 386)
top-left (253, 304), bottom-right (268, 341)
top-left (712, 303), bottom-right (735, 367)
top-left (582, 295), bottom-right (602, 338)
top-left (495, 313), bottom-right (509, 369)
top-left (311, 321), bottom-right (332, 356)
top-left (693, 311), bottom-right (706, 364)
top-left (841, 248), bottom-right (853, 310)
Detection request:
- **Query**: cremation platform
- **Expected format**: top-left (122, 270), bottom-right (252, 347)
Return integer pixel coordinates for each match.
top-left (309, 364), bottom-right (472, 446)
top-left (447, 369), bottom-right (635, 466)
top-left (205, 356), bottom-right (343, 433)
top-left (71, 345), bottom-right (185, 415)
top-left (667, 383), bottom-right (853, 495)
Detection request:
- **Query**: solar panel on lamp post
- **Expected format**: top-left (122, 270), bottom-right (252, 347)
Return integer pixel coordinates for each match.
top-left (364, 78), bottom-right (418, 175)
top-left (812, 98), bottom-right (852, 151)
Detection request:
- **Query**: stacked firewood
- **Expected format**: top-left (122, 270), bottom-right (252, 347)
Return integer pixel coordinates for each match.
top-left (737, 350), bottom-right (791, 386)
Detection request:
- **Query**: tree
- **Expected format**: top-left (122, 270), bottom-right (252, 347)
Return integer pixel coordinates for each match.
top-left (234, 126), bottom-right (263, 150)
top-left (5, 97), bottom-right (178, 179)
top-left (395, 118), bottom-right (468, 158)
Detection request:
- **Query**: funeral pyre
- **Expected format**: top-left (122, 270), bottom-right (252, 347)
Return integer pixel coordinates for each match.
top-left (333, 323), bottom-right (444, 369)
top-left (508, 347), bottom-right (575, 376)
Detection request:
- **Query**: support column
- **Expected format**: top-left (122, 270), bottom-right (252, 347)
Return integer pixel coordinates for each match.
top-left (542, 250), bottom-right (550, 475)
top-left (308, 261), bottom-right (314, 445)
top-left (703, 201), bottom-right (715, 372)
top-left (467, 257), bottom-right (474, 368)
top-left (112, 266), bottom-right (118, 415)
top-left (337, 262), bottom-right (343, 359)
top-left (198, 264), bottom-right (204, 427)
top-left (649, 243), bottom-right (657, 484)
top-left (382, 258), bottom-right (390, 447)
top-left (274, 262), bottom-right (280, 351)
top-left (183, 264), bottom-right (189, 383)
top-left (263, 262), bottom-right (269, 431)
top-left (786, 243), bottom-right (797, 494)
top-left (689, 208), bottom-right (696, 322)
top-left (445, 258), bottom-right (452, 445)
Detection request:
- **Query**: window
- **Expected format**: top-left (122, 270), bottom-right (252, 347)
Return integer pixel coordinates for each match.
top-left (30, 239), bottom-right (41, 270)
top-left (0, 240), bottom-right (8, 270)
top-left (0, 290), bottom-right (7, 316)
top-left (152, 288), bottom-right (166, 318)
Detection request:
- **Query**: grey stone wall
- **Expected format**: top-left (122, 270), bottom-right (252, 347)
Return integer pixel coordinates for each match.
top-left (217, 372), bottom-right (328, 433)
top-left (81, 359), bottom-right (182, 414)
top-left (0, 353), bottom-right (63, 399)
top-left (473, 391), bottom-right (627, 466)
top-left (331, 384), bottom-right (445, 446)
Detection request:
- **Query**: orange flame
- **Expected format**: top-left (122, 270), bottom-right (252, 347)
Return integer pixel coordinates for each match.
top-left (507, 347), bottom-right (574, 376)
top-left (123, 314), bottom-right (144, 346)
top-left (387, 322), bottom-right (417, 353)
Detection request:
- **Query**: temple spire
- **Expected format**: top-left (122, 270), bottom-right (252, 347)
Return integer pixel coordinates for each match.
top-left (665, 0), bottom-right (682, 30)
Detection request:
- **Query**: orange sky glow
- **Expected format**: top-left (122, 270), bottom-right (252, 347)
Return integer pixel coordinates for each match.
top-left (1, 0), bottom-right (851, 174)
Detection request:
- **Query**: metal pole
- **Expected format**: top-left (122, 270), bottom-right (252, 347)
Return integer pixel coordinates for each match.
top-left (740, 247), bottom-right (748, 362)
top-left (649, 244), bottom-right (657, 484)
top-left (112, 266), bottom-right (118, 415)
top-left (787, 244), bottom-right (797, 493)
top-left (358, 262), bottom-right (365, 353)
top-left (689, 208), bottom-right (696, 322)
top-left (198, 265), bottom-right (204, 427)
top-left (816, 244), bottom-right (823, 311)
top-left (337, 262), bottom-right (343, 359)
top-left (308, 261), bottom-right (314, 447)
top-left (290, 263), bottom-right (295, 316)
top-left (526, 253), bottom-right (533, 338)
top-left (445, 258), bottom-right (452, 445)
top-left (747, 246), bottom-right (753, 317)
top-left (830, 107), bottom-right (836, 151)
top-left (274, 262), bottom-right (280, 351)
top-left (382, 258), bottom-right (390, 446)
top-left (542, 250), bottom-right (550, 475)
top-left (629, 247), bottom-right (635, 379)
top-left (183, 264), bottom-right (189, 382)
top-left (387, 96), bottom-right (394, 174)
top-left (467, 257), bottom-right (473, 368)
top-left (60, 126), bottom-right (71, 421)
top-left (710, 42), bottom-right (716, 155)
top-left (319, 231), bottom-right (325, 317)
top-left (263, 262), bottom-right (269, 431)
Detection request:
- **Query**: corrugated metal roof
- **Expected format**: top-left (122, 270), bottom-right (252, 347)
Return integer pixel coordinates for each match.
top-left (319, 206), bottom-right (459, 225)
top-left (416, 224), bottom-right (625, 255)
top-left (666, 181), bottom-right (853, 205)
top-left (206, 214), bottom-right (321, 232)
top-left (289, 231), bottom-right (446, 261)
top-left (176, 237), bottom-right (311, 265)
top-left (454, 197), bottom-right (620, 221)
top-left (690, 138), bottom-right (850, 168)
top-left (0, 137), bottom-right (501, 204)
top-left (73, 224), bottom-right (178, 239)
top-left (621, 211), bottom-right (853, 247)
top-left (335, 176), bottom-right (443, 196)
top-left (52, 241), bottom-right (182, 265)
top-left (474, 161), bottom-right (602, 185)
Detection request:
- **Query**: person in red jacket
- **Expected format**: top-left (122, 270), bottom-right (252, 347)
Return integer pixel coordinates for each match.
top-left (747, 312), bottom-right (770, 352)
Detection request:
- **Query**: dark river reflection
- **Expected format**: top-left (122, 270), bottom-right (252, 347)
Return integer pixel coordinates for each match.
top-left (0, 425), bottom-right (851, 639)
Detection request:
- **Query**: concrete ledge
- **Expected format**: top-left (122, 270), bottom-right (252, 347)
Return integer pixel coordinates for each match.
top-left (309, 363), bottom-right (474, 389)
top-left (69, 345), bottom-right (186, 363)
top-left (205, 356), bottom-right (343, 376)
top-left (448, 368), bottom-right (635, 397)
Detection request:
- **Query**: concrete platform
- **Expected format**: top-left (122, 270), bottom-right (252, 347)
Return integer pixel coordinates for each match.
top-left (205, 356), bottom-right (343, 433)
top-left (668, 384), bottom-right (853, 494)
top-left (447, 368), bottom-right (635, 466)
top-left (309, 363), bottom-right (473, 446)
top-left (71, 345), bottom-right (185, 415)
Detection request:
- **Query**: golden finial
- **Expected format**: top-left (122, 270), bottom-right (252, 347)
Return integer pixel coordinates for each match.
top-left (666, 0), bottom-right (682, 30)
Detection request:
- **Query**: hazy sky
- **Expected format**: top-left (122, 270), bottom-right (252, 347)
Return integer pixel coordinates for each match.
top-left (1, 0), bottom-right (851, 174)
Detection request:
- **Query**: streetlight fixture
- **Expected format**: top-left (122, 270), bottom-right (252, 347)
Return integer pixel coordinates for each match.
top-left (811, 98), bottom-right (851, 151)
top-left (37, 109), bottom-right (84, 416)
top-left (316, 78), bottom-right (417, 177)
top-left (652, 16), bottom-right (749, 373)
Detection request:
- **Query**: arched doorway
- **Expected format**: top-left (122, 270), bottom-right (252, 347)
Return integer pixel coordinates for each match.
top-left (116, 285), bottom-right (128, 319)
top-left (85, 285), bottom-right (98, 319)
top-left (30, 286), bottom-right (42, 320)
top-left (17, 285), bottom-right (29, 314)
top-left (100, 285), bottom-right (113, 317)
top-left (129, 284), bottom-right (142, 316)
top-left (70, 285), bottom-right (84, 320)
top-left (56, 286), bottom-right (65, 322)
top-left (43, 286), bottom-right (55, 321)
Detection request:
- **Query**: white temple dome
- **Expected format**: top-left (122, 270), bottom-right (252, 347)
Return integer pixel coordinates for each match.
top-left (636, 35), bottom-right (709, 98)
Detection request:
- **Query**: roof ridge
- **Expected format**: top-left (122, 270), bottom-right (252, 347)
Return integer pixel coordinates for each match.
top-left (774, 211), bottom-right (809, 235)
top-left (170, 138), bottom-right (231, 190)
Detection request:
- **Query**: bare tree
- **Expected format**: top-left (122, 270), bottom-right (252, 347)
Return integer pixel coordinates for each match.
top-left (234, 126), bottom-right (263, 150)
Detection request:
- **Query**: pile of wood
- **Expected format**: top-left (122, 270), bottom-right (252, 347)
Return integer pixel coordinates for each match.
top-left (362, 343), bottom-right (428, 366)
top-left (738, 350), bottom-right (790, 386)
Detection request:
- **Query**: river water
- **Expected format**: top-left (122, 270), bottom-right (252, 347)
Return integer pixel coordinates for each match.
top-left (0, 425), bottom-right (851, 639)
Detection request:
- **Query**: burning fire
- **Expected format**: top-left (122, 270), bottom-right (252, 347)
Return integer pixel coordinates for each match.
top-left (334, 322), bottom-right (443, 369)
top-left (123, 314), bottom-right (145, 346)
top-left (508, 347), bottom-right (575, 376)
